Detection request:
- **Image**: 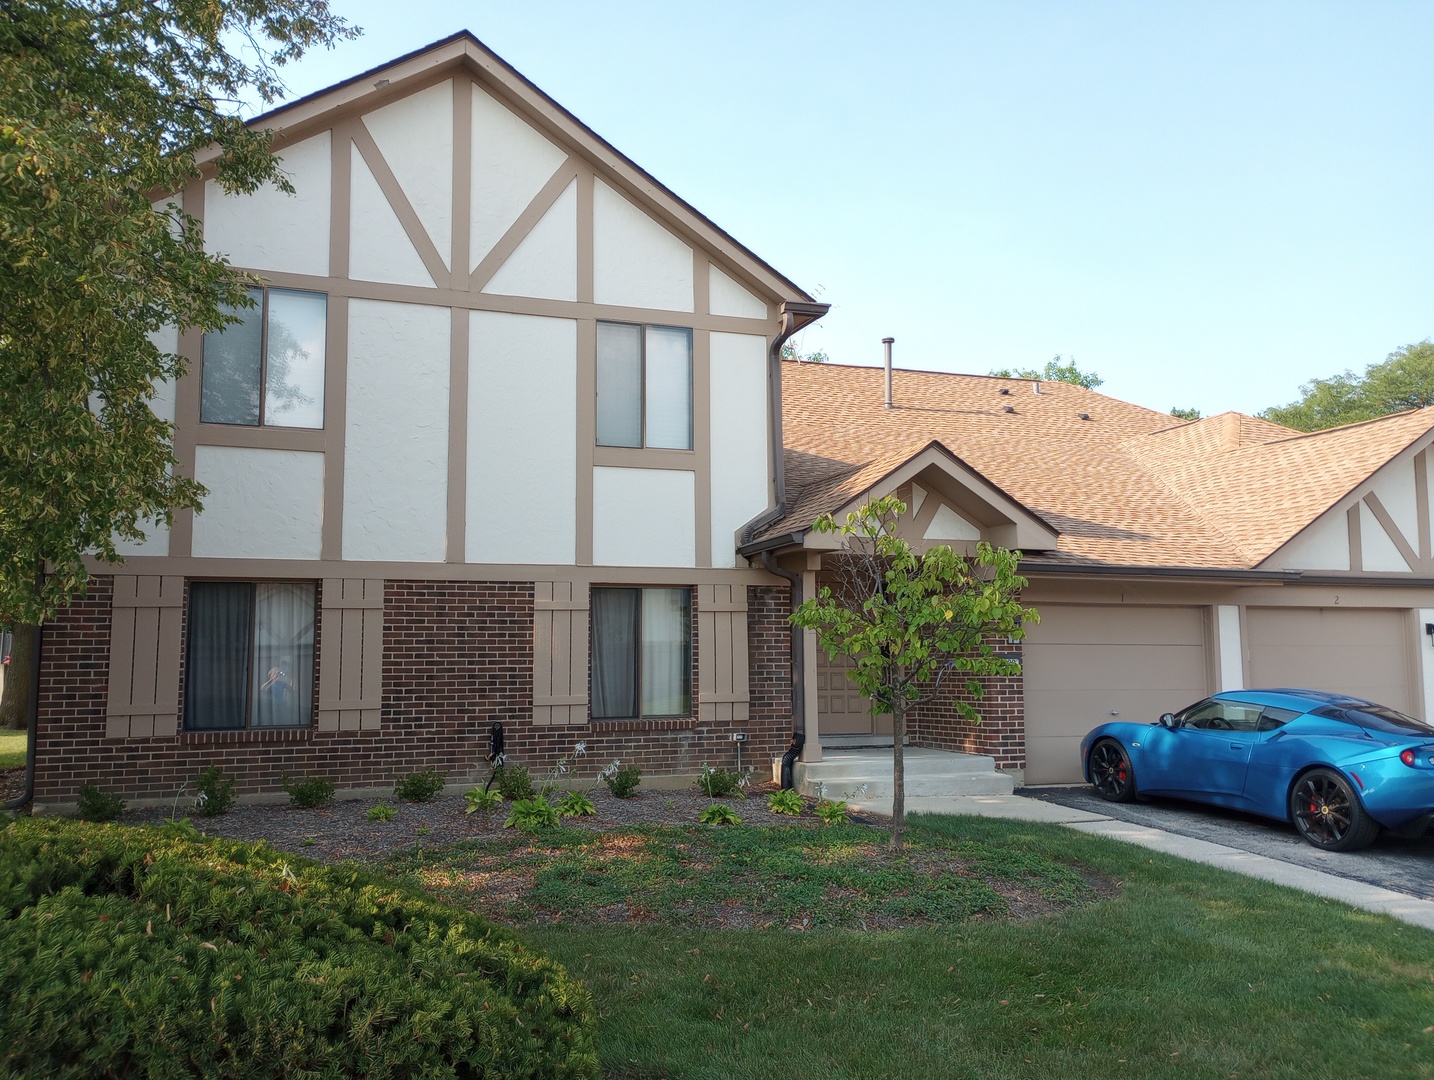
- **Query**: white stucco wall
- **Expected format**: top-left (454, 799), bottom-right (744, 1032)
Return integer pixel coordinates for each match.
top-left (708, 265), bottom-right (767, 319)
top-left (362, 81), bottom-right (453, 269)
top-left (343, 300), bottom-right (449, 562)
top-left (593, 179), bottom-right (693, 312)
top-left (191, 446), bottom-right (324, 559)
top-left (205, 132), bottom-right (330, 276)
top-left (1369, 456), bottom-right (1419, 551)
top-left (593, 467), bottom-right (695, 567)
top-left (924, 504), bottom-right (981, 541)
top-left (349, 144), bottom-right (434, 287)
top-left (1360, 500), bottom-right (1411, 571)
top-left (470, 83), bottom-right (568, 273)
top-left (708, 332), bottom-right (769, 567)
top-left (483, 179), bottom-right (576, 301)
top-left (1277, 512), bottom-right (1350, 571)
top-left (467, 311), bottom-right (576, 563)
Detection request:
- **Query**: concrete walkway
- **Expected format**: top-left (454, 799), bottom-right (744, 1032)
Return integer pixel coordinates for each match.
top-left (848, 793), bottom-right (1434, 933)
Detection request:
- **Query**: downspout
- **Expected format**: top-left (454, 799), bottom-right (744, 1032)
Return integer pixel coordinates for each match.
top-left (3, 625), bottom-right (41, 812)
top-left (761, 551), bottom-right (805, 788)
top-left (741, 299), bottom-right (827, 788)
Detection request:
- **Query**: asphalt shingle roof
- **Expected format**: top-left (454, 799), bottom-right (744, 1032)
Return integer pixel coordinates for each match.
top-left (764, 361), bottom-right (1434, 569)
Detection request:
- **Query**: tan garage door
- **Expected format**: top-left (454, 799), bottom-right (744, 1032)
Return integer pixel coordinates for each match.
top-left (1245, 607), bottom-right (1413, 714)
top-left (1022, 605), bottom-right (1209, 784)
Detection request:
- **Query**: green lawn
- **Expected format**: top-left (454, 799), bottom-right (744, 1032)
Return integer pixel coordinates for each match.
top-left (396, 814), bottom-right (1434, 1080)
top-left (0, 731), bottom-right (26, 770)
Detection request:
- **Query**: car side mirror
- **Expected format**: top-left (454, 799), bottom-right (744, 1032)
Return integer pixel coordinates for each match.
top-left (1158, 712), bottom-right (1178, 729)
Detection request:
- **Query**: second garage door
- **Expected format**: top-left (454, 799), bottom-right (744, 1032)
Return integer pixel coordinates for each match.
top-left (1245, 607), bottom-right (1414, 715)
top-left (1022, 605), bottom-right (1209, 784)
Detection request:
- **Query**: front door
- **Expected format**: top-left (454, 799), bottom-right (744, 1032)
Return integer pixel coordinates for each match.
top-left (815, 649), bottom-right (891, 736)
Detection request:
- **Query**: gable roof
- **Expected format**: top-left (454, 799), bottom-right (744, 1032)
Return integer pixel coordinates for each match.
top-left (757, 361), bottom-right (1434, 571)
top-left (201, 30), bottom-right (816, 307)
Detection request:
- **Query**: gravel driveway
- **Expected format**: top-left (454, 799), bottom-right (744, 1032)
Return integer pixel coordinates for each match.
top-left (1021, 784), bottom-right (1434, 901)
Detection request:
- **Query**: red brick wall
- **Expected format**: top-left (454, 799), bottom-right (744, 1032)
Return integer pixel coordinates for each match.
top-left (907, 637), bottom-right (1026, 771)
top-left (33, 575), bottom-right (796, 805)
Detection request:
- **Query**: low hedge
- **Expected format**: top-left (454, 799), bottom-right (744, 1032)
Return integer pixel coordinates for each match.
top-left (0, 817), bottom-right (598, 1079)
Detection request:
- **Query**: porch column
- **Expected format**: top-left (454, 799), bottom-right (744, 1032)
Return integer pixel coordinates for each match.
top-left (800, 558), bottom-right (822, 762)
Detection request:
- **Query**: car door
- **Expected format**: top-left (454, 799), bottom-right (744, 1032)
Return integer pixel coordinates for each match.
top-left (1167, 699), bottom-right (1264, 798)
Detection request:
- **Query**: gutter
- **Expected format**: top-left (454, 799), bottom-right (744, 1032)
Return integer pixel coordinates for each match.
top-left (1020, 561), bottom-right (1300, 583)
top-left (3, 626), bottom-right (40, 812)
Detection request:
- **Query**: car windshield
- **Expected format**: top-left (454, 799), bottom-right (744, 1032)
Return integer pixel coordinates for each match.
top-left (1331, 704), bottom-right (1434, 737)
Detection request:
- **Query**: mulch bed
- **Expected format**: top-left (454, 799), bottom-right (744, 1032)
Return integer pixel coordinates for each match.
top-left (123, 780), bottom-right (880, 864)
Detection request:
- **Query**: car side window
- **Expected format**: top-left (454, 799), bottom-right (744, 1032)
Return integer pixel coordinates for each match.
top-left (1255, 706), bottom-right (1301, 732)
top-left (1180, 699), bottom-right (1265, 732)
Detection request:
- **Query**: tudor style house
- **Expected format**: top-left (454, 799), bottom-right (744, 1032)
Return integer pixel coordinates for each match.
top-left (30, 34), bottom-right (1434, 808)
top-left (32, 32), bottom-right (826, 806)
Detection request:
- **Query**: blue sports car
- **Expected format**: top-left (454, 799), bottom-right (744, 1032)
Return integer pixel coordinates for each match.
top-left (1081, 688), bottom-right (1434, 851)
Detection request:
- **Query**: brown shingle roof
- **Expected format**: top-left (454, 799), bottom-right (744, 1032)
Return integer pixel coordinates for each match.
top-left (764, 361), bottom-right (1434, 569)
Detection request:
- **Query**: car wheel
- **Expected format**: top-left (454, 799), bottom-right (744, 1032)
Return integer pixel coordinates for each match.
top-left (1089, 739), bottom-right (1137, 803)
top-left (1289, 768), bottom-right (1379, 851)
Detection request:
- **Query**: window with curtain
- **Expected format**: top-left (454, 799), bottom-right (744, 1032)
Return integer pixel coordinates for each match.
top-left (185, 582), bottom-right (316, 730)
top-left (595, 322), bottom-right (692, 449)
top-left (201, 287), bottom-right (327, 428)
top-left (591, 587), bottom-right (691, 719)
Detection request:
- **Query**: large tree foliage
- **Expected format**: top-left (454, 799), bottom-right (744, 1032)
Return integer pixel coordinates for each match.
top-left (989, 355), bottom-right (1103, 389)
top-left (0, 0), bottom-right (355, 625)
top-left (790, 496), bottom-right (1035, 850)
top-left (1261, 341), bottom-right (1434, 432)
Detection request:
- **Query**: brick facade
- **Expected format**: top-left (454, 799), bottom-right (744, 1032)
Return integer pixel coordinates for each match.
top-left (34, 575), bottom-right (795, 805)
top-left (907, 652), bottom-right (1026, 772)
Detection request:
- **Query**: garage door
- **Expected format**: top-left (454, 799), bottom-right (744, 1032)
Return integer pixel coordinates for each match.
top-left (1022, 605), bottom-right (1209, 784)
top-left (1245, 608), bottom-right (1413, 715)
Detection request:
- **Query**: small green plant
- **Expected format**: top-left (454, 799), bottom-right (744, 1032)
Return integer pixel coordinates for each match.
top-left (494, 764), bottom-right (535, 801)
top-left (417, 825), bottom-right (431, 837)
top-left (367, 802), bottom-right (397, 822)
top-left (282, 773), bottom-right (336, 808)
top-left (698, 802), bottom-right (742, 826)
top-left (74, 784), bottom-right (125, 822)
top-left (192, 766), bottom-right (237, 817)
top-left (394, 767), bottom-right (446, 803)
top-left (815, 798), bottom-right (849, 826)
top-left (504, 796), bottom-right (560, 833)
top-left (767, 788), bottom-right (804, 815)
top-left (301, 837), bottom-right (316, 847)
top-left (603, 763), bottom-right (642, 799)
top-left (464, 787), bottom-right (503, 815)
top-left (555, 790), bottom-right (596, 818)
top-left (697, 763), bottom-right (745, 799)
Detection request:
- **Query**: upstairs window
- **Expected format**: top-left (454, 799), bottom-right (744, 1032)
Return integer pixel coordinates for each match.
top-left (596, 322), bottom-right (692, 449)
top-left (591, 587), bottom-right (691, 719)
top-left (201, 287), bottom-right (327, 428)
top-left (184, 582), bottom-right (316, 730)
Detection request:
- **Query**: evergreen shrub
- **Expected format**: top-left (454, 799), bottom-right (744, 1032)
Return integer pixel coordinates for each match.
top-left (0, 817), bottom-right (598, 1079)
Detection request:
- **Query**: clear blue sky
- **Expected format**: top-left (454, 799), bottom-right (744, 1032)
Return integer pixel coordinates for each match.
top-left (258, 1), bottom-right (1434, 418)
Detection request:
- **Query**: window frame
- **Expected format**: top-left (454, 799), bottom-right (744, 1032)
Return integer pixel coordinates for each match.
top-left (183, 580), bottom-right (317, 732)
top-left (595, 320), bottom-right (693, 450)
top-left (200, 286), bottom-right (328, 429)
top-left (590, 586), bottom-right (693, 721)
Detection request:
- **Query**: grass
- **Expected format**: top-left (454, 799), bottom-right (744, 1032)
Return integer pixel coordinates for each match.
top-left (394, 813), bottom-right (1434, 1080)
top-left (0, 731), bottom-right (26, 770)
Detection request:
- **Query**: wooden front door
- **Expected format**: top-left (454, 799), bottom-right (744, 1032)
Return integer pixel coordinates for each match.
top-left (815, 648), bottom-right (891, 736)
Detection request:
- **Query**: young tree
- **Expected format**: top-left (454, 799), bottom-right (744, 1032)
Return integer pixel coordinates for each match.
top-left (0, 0), bottom-right (357, 627)
top-left (790, 495), bottom-right (1035, 850)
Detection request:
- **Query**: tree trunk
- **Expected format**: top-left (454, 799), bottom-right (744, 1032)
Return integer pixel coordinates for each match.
top-left (0, 625), bottom-right (36, 731)
top-left (890, 695), bottom-right (906, 851)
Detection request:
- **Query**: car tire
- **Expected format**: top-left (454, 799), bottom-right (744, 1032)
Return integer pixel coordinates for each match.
top-left (1288, 768), bottom-right (1379, 852)
top-left (1089, 739), bottom-right (1137, 803)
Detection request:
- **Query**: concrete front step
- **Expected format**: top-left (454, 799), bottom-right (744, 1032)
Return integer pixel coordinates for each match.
top-left (779, 747), bottom-right (1016, 800)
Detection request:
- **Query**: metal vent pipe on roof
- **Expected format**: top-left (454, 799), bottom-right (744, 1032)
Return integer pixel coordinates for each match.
top-left (883, 337), bottom-right (895, 409)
